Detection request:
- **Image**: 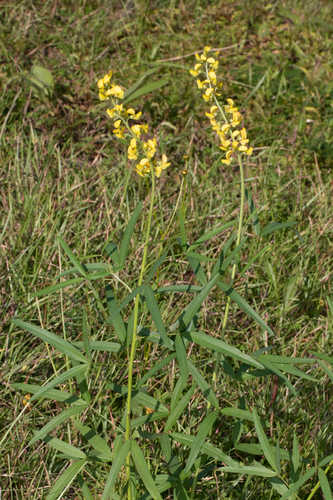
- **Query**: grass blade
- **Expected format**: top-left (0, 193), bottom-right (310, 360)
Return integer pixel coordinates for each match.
top-left (105, 285), bottom-right (127, 343)
top-left (187, 360), bottom-right (219, 409)
top-left (318, 467), bottom-right (333, 500)
top-left (57, 236), bottom-right (87, 277)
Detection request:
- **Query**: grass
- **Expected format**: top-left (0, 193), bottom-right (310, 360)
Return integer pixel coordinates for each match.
top-left (1, 0), bottom-right (333, 498)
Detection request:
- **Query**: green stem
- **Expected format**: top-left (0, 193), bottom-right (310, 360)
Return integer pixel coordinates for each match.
top-left (125, 170), bottom-right (156, 498)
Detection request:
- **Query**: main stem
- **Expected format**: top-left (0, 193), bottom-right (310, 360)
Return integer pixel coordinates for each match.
top-left (125, 172), bottom-right (156, 497)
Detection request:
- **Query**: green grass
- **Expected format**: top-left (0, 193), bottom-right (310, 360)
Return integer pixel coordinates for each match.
top-left (1, 0), bottom-right (333, 498)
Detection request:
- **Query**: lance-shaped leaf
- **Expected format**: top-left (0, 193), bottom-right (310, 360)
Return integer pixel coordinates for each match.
top-left (30, 405), bottom-right (88, 445)
top-left (141, 285), bottom-right (173, 349)
top-left (131, 441), bottom-right (163, 500)
top-left (183, 411), bottom-right (218, 474)
top-left (105, 284), bottom-right (126, 343)
top-left (253, 409), bottom-right (277, 472)
top-left (12, 319), bottom-right (87, 364)
top-left (44, 436), bottom-right (87, 459)
top-left (74, 421), bottom-right (113, 461)
top-left (46, 459), bottom-right (86, 500)
top-left (101, 440), bottom-right (131, 500)
top-left (30, 364), bottom-right (88, 402)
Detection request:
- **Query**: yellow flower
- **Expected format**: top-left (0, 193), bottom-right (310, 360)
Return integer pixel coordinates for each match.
top-left (128, 138), bottom-right (138, 160)
top-left (107, 104), bottom-right (123, 118)
top-left (203, 87), bottom-right (214, 102)
top-left (155, 154), bottom-right (170, 178)
top-left (107, 84), bottom-right (124, 99)
top-left (127, 108), bottom-right (142, 120)
top-left (143, 138), bottom-right (157, 159)
top-left (136, 157), bottom-right (151, 177)
top-left (131, 124), bottom-right (142, 138)
top-left (221, 149), bottom-right (233, 165)
top-left (113, 126), bottom-right (125, 139)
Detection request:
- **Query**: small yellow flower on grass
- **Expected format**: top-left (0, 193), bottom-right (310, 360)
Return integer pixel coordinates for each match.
top-left (189, 47), bottom-right (254, 166)
top-left (23, 394), bottom-right (31, 406)
top-left (97, 69), bottom-right (170, 179)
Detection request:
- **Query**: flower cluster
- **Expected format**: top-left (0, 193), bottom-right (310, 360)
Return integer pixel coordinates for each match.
top-left (190, 46), bottom-right (253, 165)
top-left (97, 71), bottom-right (170, 178)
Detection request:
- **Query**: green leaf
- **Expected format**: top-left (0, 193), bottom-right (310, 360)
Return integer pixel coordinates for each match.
top-left (12, 383), bottom-right (86, 406)
top-left (142, 285), bottom-right (173, 349)
top-left (35, 277), bottom-right (85, 297)
top-left (217, 280), bottom-right (275, 337)
top-left (280, 467), bottom-right (316, 499)
top-left (12, 319), bottom-right (87, 364)
top-left (123, 78), bottom-right (169, 105)
top-left (105, 285), bottom-right (126, 343)
top-left (253, 409), bottom-right (277, 472)
top-left (187, 360), bottom-right (219, 409)
top-left (261, 220), bottom-right (297, 237)
top-left (44, 437), bottom-right (87, 459)
top-left (188, 221), bottom-right (235, 249)
top-left (171, 432), bottom-right (236, 466)
top-left (57, 236), bottom-right (87, 277)
top-left (165, 385), bottom-right (196, 432)
top-left (317, 359), bottom-right (333, 383)
top-left (74, 340), bottom-right (121, 353)
top-left (183, 412), bottom-right (218, 474)
top-left (222, 463), bottom-right (277, 478)
top-left (73, 421), bottom-right (113, 461)
top-left (119, 202), bottom-right (142, 268)
top-left (30, 365), bottom-right (88, 402)
top-left (46, 460), bottom-right (86, 500)
top-left (221, 407), bottom-right (254, 422)
top-left (187, 330), bottom-right (263, 369)
top-left (123, 67), bottom-right (167, 103)
top-left (137, 353), bottom-right (176, 388)
top-left (101, 440), bottom-right (131, 500)
top-left (132, 391), bottom-right (168, 416)
top-left (29, 405), bottom-right (88, 446)
top-left (280, 470), bottom-right (316, 499)
top-left (175, 334), bottom-right (189, 382)
top-left (174, 274), bottom-right (220, 331)
top-left (292, 432), bottom-right (300, 474)
top-left (103, 239), bottom-right (120, 268)
top-left (29, 65), bottom-right (54, 97)
top-left (131, 441), bottom-right (163, 500)
top-left (319, 467), bottom-right (333, 500)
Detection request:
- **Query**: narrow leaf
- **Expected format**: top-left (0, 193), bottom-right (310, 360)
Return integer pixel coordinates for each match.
top-left (13, 319), bottom-right (87, 364)
top-left (319, 467), bottom-right (333, 500)
top-left (217, 280), bottom-right (275, 336)
top-left (73, 421), bottom-right (113, 461)
top-left (142, 285), bottom-right (173, 349)
top-left (222, 463), bottom-right (277, 478)
top-left (187, 360), bottom-right (219, 409)
top-left (280, 467), bottom-right (316, 499)
top-left (253, 409), bottom-right (277, 471)
top-left (46, 460), bottom-right (86, 500)
top-left (165, 385), bottom-right (196, 432)
top-left (30, 365), bottom-right (88, 402)
top-left (57, 236), bottom-right (87, 277)
top-left (131, 441), bottom-right (163, 500)
top-left (171, 432), bottom-right (236, 466)
top-left (184, 412), bottom-right (217, 474)
top-left (29, 405), bottom-right (88, 446)
top-left (101, 440), bottom-right (131, 500)
top-left (187, 330), bottom-right (263, 369)
top-left (44, 437), bottom-right (87, 459)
